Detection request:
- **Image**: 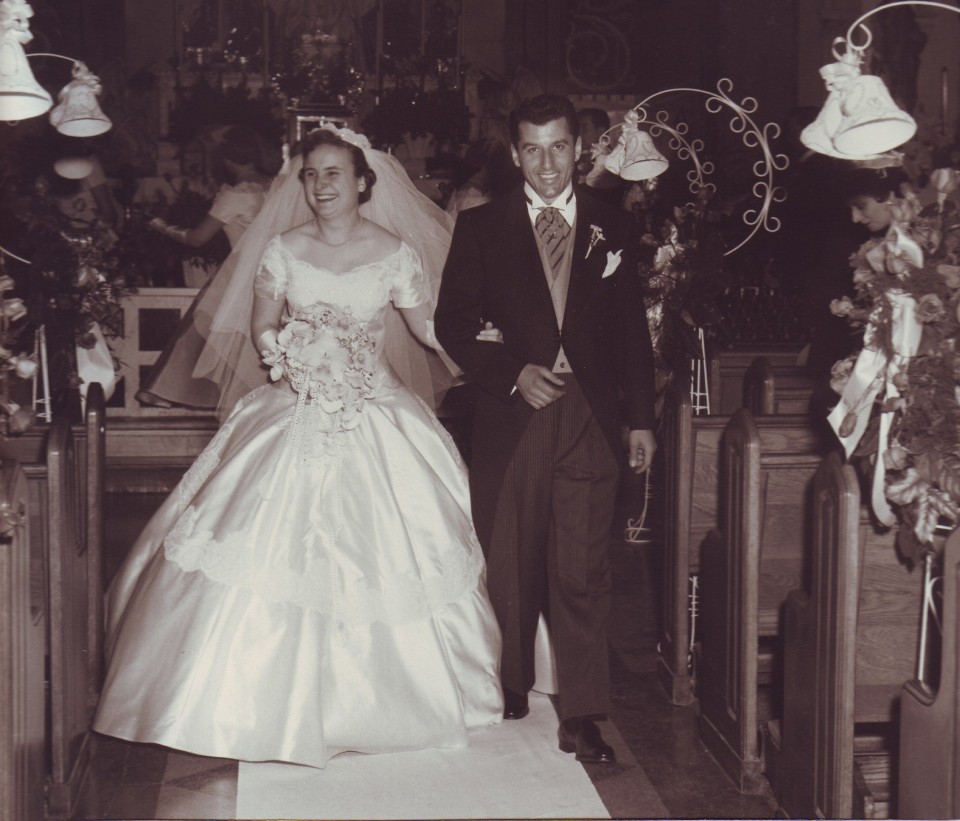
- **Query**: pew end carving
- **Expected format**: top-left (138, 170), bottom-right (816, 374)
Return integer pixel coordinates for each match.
top-left (773, 452), bottom-right (921, 819)
top-left (742, 355), bottom-right (818, 417)
top-left (659, 382), bottom-right (726, 705)
top-left (0, 463), bottom-right (43, 821)
top-left (0, 384), bottom-right (107, 819)
top-left (697, 407), bottom-right (826, 793)
top-left (899, 528), bottom-right (960, 819)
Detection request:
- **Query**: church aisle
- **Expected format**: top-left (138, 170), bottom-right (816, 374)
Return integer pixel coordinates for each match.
top-left (73, 490), bottom-right (778, 819)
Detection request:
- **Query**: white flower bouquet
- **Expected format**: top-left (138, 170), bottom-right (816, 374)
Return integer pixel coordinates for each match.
top-left (262, 305), bottom-right (378, 429)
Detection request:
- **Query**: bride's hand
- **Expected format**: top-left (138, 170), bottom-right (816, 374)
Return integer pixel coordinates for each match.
top-left (475, 321), bottom-right (503, 343)
top-left (257, 328), bottom-right (279, 355)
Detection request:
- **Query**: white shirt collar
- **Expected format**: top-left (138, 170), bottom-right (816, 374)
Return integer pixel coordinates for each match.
top-left (524, 183), bottom-right (576, 226)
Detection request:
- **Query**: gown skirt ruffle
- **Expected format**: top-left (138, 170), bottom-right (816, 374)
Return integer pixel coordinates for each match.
top-left (93, 379), bottom-right (503, 768)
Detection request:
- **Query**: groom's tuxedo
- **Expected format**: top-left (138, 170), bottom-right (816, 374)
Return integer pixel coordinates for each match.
top-left (436, 186), bottom-right (655, 719)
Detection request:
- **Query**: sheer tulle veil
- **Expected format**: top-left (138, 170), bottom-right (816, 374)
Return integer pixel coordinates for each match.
top-left (191, 124), bottom-right (457, 420)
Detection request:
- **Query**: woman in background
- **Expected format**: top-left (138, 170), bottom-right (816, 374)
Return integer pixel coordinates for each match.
top-left (138, 125), bottom-right (274, 408)
top-left (148, 125), bottom-right (271, 253)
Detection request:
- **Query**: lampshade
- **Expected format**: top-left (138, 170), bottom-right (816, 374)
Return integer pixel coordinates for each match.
top-left (604, 125), bottom-right (668, 181)
top-left (832, 74), bottom-right (916, 156)
top-left (0, 10), bottom-right (53, 121)
top-left (53, 156), bottom-right (94, 179)
top-left (48, 62), bottom-right (111, 137)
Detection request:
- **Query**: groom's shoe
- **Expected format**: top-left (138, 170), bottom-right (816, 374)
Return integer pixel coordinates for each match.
top-left (558, 717), bottom-right (616, 764)
top-left (502, 688), bottom-right (529, 720)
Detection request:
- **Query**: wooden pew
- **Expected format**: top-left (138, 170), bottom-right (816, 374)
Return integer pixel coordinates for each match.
top-left (742, 355), bottom-right (818, 416)
top-left (697, 407), bottom-right (828, 792)
top-left (659, 382), bottom-right (728, 705)
top-left (708, 345), bottom-right (806, 415)
top-left (773, 452), bottom-right (921, 819)
top-left (0, 385), bottom-right (107, 818)
top-left (898, 528), bottom-right (960, 819)
top-left (0, 462), bottom-right (44, 821)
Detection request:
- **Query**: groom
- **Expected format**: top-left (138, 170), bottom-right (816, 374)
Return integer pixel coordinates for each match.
top-left (435, 93), bottom-right (656, 764)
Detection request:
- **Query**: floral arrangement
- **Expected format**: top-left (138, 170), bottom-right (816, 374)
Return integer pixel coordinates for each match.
top-left (829, 184), bottom-right (960, 560)
top-left (270, 23), bottom-right (365, 111)
top-left (262, 305), bottom-right (378, 430)
top-left (0, 271), bottom-right (37, 433)
top-left (15, 195), bottom-right (128, 416)
top-left (630, 186), bottom-right (727, 396)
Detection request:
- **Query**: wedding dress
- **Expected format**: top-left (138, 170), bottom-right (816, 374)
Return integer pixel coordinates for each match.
top-left (92, 237), bottom-right (504, 768)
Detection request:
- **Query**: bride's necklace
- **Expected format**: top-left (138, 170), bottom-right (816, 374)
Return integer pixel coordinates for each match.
top-left (316, 216), bottom-right (364, 248)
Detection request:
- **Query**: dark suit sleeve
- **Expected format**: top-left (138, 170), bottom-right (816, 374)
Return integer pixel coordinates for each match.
top-left (435, 208), bottom-right (526, 400)
top-left (606, 211), bottom-right (656, 431)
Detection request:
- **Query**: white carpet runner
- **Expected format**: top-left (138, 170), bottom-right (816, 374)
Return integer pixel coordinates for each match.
top-left (235, 691), bottom-right (611, 819)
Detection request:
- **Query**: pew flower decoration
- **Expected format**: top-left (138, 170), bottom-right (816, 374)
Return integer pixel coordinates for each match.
top-left (262, 305), bottom-right (378, 430)
top-left (0, 273), bottom-right (37, 434)
top-left (635, 194), bottom-right (726, 401)
top-left (828, 187), bottom-right (960, 560)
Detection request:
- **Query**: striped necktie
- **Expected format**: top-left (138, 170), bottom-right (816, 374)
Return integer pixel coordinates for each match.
top-left (535, 206), bottom-right (571, 279)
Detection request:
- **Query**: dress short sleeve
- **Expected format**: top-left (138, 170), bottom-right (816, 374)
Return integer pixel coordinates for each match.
top-left (253, 236), bottom-right (289, 301)
top-left (208, 185), bottom-right (249, 225)
top-left (389, 243), bottom-right (430, 309)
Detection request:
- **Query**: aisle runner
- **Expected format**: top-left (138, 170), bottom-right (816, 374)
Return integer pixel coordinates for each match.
top-left (236, 692), bottom-right (610, 820)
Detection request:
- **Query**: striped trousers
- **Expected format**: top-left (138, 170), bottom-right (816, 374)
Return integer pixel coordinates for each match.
top-left (485, 373), bottom-right (619, 720)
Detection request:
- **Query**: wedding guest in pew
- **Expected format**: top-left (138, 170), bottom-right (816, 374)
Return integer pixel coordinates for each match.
top-left (807, 166), bottom-right (910, 416)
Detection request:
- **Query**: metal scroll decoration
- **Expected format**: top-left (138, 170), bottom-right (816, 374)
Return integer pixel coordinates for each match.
top-left (598, 78), bottom-right (789, 256)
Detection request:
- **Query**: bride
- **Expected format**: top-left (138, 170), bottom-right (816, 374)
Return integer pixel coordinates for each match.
top-left (92, 125), bottom-right (504, 768)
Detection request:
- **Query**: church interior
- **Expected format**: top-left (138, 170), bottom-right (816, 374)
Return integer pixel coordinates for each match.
top-left (3, 0), bottom-right (960, 819)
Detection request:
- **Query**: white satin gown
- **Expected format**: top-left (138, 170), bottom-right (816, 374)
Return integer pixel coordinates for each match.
top-left (93, 239), bottom-right (504, 768)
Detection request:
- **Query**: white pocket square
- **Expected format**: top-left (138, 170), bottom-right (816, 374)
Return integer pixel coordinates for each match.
top-left (602, 250), bottom-right (622, 278)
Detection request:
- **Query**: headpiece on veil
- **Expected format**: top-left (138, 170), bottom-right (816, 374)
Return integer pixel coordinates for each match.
top-left (187, 121), bottom-right (457, 420)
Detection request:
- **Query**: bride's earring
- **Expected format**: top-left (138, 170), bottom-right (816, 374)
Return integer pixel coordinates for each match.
top-left (358, 182), bottom-right (366, 192)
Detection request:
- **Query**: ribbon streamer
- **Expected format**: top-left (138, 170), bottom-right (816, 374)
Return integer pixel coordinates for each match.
top-left (827, 290), bottom-right (920, 525)
top-left (76, 320), bottom-right (116, 407)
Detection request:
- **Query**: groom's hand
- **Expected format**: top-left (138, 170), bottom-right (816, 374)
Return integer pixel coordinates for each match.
top-left (516, 365), bottom-right (565, 409)
top-left (628, 429), bottom-right (657, 474)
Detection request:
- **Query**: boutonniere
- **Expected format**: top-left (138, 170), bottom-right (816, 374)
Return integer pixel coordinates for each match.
top-left (585, 224), bottom-right (606, 258)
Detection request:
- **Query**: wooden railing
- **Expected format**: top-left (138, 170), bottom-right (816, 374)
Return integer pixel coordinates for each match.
top-left (0, 384), bottom-right (106, 820)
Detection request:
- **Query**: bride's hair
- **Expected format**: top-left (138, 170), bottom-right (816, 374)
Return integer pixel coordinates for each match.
top-left (297, 129), bottom-right (378, 204)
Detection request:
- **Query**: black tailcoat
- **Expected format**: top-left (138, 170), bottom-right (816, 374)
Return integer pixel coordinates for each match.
top-left (435, 187), bottom-right (656, 549)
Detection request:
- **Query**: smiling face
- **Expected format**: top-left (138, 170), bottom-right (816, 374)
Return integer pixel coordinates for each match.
top-left (300, 144), bottom-right (363, 218)
top-left (511, 117), bottom-right (581, 204)
top-left (849, 195), bottom-right (893, 233)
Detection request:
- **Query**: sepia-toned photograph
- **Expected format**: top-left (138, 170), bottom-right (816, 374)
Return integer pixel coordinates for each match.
top-left (2, 1), bottom-right (960, 819)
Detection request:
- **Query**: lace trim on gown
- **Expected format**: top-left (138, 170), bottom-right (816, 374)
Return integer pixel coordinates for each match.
top-left (163, 506), bottom-right (485, 625)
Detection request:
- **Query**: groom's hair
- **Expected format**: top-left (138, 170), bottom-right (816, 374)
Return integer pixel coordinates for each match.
top-left (509, 94), bottom-right (579, 147)
top-left (297, 129), bottom-right (377, 204)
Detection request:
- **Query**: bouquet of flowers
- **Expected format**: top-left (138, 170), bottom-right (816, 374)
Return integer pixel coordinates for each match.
top-left (829, 187), bottom-right (960, 560)
top-left (262, 305), bottom-right (378, 430)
